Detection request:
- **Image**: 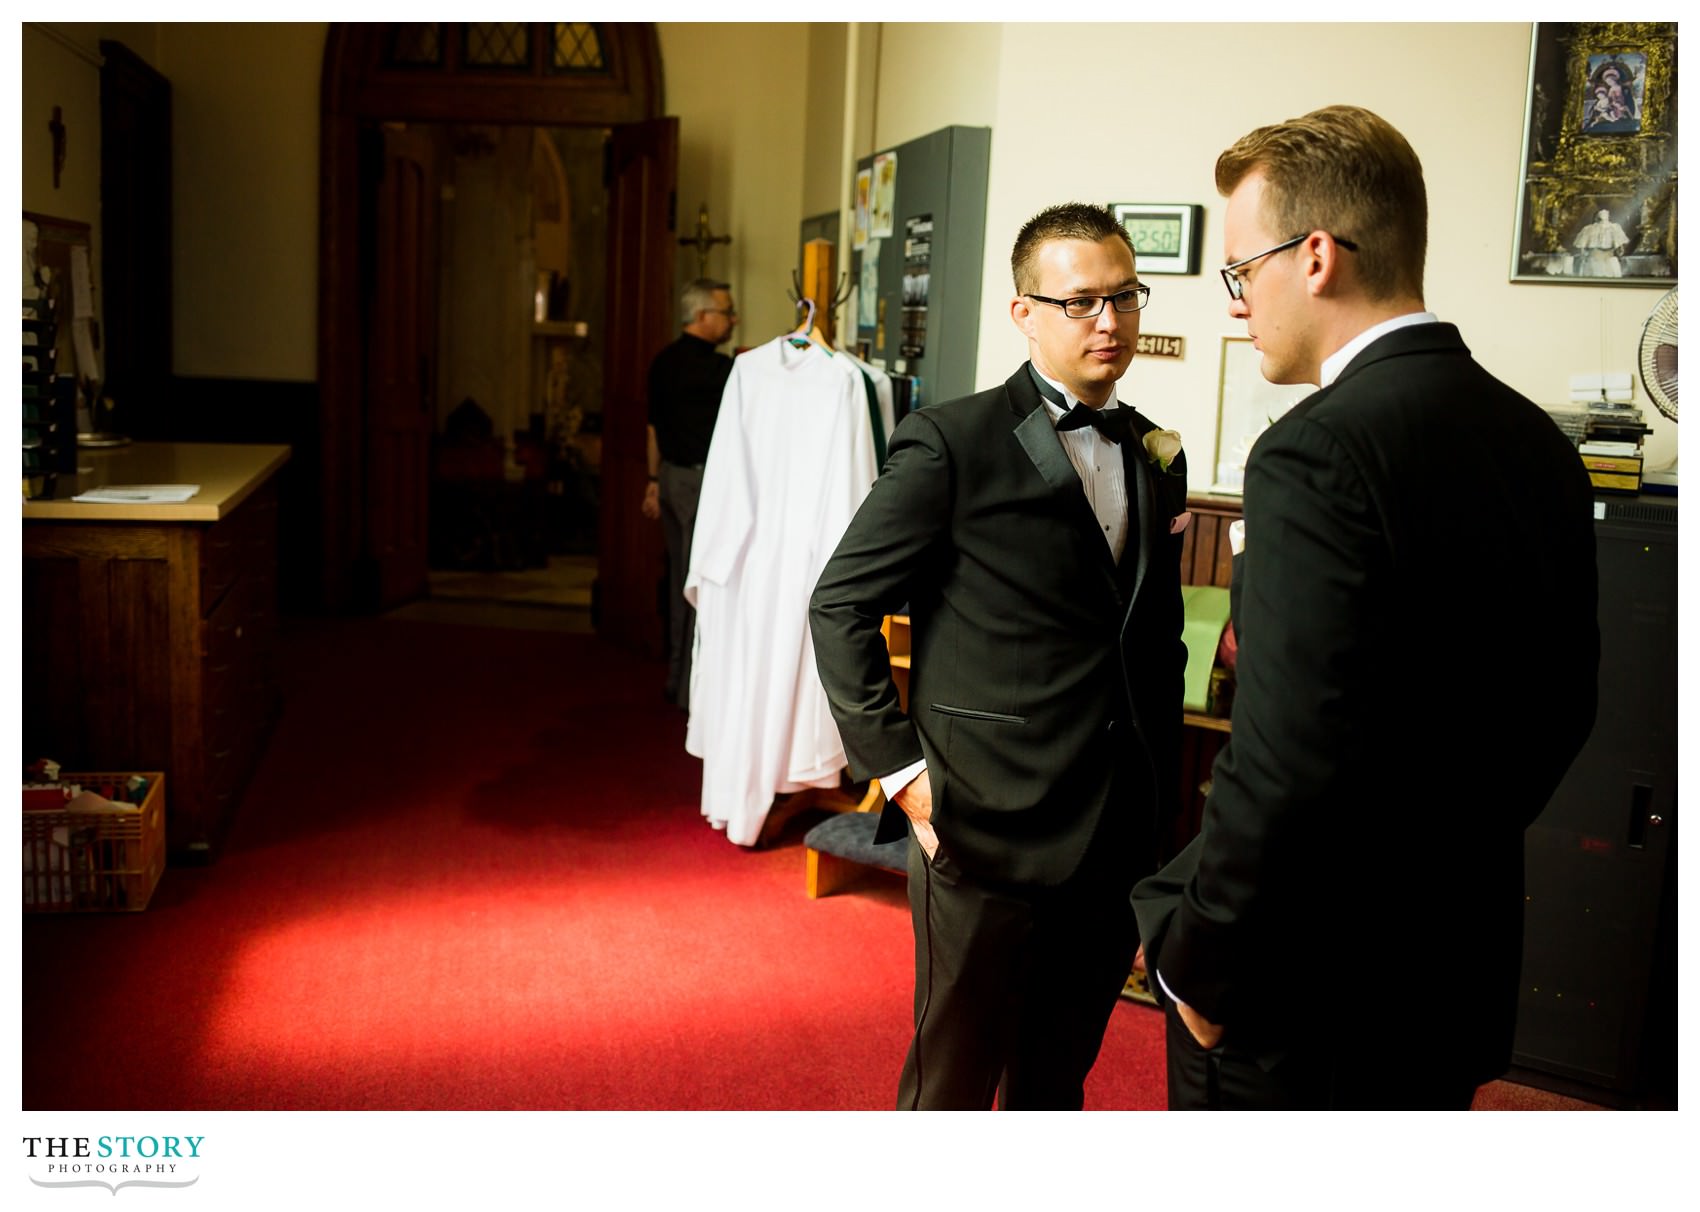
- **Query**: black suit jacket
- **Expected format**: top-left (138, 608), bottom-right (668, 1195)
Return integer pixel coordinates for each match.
top-left (810, 362), bottom-right (1188, 887)
top-left (1132, 323), bottom-right (1599, 1085)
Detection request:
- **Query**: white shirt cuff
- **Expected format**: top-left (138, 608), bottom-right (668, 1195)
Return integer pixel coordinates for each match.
top-left (879, 758), bottom-right (927, 803)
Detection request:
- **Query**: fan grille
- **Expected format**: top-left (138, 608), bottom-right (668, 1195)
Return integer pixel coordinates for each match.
top-left (1638, 288), bottom-right (1677, 422)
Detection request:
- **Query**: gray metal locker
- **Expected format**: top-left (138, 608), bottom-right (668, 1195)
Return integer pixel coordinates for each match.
top-left (854, 126), bottom-right (991, 409)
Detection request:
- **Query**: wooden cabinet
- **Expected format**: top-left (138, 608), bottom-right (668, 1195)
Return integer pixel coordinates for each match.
top-left (22, 444), bottom-right (289, 858)
top-left (1170, 493), bottom-right (1243, 856)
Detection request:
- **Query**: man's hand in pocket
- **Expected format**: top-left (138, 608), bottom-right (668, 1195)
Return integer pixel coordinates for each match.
top-left (893, 770), bottom-right (938, 859)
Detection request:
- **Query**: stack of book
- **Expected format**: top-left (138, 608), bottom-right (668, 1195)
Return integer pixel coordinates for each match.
top-left (1579, 438), bottom-right (1643, 494)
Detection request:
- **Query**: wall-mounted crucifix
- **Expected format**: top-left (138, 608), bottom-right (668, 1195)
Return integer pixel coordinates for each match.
top-left (679, 202), bottom-right (732, 278)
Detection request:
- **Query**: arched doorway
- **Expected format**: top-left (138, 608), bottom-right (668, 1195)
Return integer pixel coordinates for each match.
top-left (318, 22), bottom-right (673, 656)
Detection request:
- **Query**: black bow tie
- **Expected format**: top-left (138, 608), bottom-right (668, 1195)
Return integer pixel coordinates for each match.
top-left (1056, 402), bottom-right (1133, 444)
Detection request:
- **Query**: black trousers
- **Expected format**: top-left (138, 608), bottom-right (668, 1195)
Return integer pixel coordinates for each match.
top-left (896, 809), bottom-right (1141, 1110)
top-left (658, 461), bottom-right (703, 707)
top-left (1163, 1001), bottom-right (1481, 1110)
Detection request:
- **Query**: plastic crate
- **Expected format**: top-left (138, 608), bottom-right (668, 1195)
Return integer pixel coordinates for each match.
top-left (23, 773), bottom-right (165, 912)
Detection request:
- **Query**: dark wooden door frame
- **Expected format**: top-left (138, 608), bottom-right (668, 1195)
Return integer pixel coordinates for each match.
top-left (99, 40), bottom-right (172, 427)
top-left (366, 125), bottom-right (439, 610)
top-left (316, 23), bottom-right (663, 612)
top-left (599, 118), bottom-right (678, 656)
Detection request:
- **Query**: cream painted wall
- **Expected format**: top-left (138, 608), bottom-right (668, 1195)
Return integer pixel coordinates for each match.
top-left (22, 25), bottom-right (103, 221)
top-left (803, 24), bottom-right (848, 219)
top-left (37, 20), bottom-right (1674, 473)
top-left (942, 22), bottom-right (1674, 471)
top-left (156, 23), bottom-right (324, 382)
top-left (871, 22), bottom-right (1001, 150)
top-left (660, 23), bottom-right (810, 347)
top-left (138, 23), bottom-right (806, 380)
top-left (22, 25), bottom-right (105, 320)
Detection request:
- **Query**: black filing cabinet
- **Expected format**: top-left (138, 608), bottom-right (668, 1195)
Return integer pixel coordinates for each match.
top-left (1512, 495), bottom-right (1676, 1105)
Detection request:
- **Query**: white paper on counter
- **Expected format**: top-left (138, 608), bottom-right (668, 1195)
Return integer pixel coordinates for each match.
top-left (72, 484), bottom-right (201, 504)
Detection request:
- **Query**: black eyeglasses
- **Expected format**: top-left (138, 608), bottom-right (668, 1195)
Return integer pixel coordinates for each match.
top-left (1220, 234), bottom-right (1358, 301)
top-left (1024, 286), bottom-right (1150, 319)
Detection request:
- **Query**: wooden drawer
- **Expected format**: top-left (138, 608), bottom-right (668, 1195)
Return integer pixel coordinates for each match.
top-left (199, 482), bottom-right (278, 615)
top-left (202, 576), bottom-right (262, 744)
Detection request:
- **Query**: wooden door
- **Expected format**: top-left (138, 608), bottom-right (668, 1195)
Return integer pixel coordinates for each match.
top-left (365, 123), bottom-right (439, 610)
top-left (598, 117), bottom-right (678, 655)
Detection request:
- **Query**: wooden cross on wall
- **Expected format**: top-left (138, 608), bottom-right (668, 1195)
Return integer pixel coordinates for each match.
top-left (679, 203), bottom-right (732, 278)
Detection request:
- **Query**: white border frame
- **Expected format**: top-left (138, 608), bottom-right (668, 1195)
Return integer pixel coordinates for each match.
top-left (1210, 336), bottom-right (1313, 495)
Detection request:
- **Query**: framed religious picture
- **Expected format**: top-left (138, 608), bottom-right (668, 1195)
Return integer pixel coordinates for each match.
top-left (1511, 21), bottom-right (1677, 285)
top-left (1210, 336), bottom-right (1312, 495)
top-left (1110, 203), bottom-right (1203, 275)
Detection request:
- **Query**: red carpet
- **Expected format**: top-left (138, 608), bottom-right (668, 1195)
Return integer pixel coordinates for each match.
top-left (20, 615), bottom-right (1596, 1111)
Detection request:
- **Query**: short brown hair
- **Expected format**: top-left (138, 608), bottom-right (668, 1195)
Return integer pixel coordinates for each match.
top-left (1011, 203), bottom-right (1134, 295)
top-left (1215, 105), bottom-right (1426, 301)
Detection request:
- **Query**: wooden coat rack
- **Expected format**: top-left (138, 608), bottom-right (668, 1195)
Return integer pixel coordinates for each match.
top-left (791, 238), bottom-right (851, 348)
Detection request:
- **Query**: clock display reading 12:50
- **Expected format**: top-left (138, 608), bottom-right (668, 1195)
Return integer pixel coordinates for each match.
top-left (1124, 213), bottom-right (1183, 255)
top-left (1109, 203), bottom-right (1203, 275)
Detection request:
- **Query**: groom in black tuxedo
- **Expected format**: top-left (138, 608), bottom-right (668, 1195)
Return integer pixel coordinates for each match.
top-left (1132, 105), bottom-right (1599, 1109)
top-left (811, 203), bottom-right (1188, 1109)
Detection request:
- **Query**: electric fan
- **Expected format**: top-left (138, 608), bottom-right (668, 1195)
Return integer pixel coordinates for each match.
top-left (1639, 287), bottom-right (1677, 492)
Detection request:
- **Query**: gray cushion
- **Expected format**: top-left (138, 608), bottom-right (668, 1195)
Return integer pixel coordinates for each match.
top-left (804, 812), bottom-right (908, 873)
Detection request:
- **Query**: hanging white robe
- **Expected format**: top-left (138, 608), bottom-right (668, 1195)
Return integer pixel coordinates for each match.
top-left (841, 350), bottom-right (897, 444)
top-left (684, 337), bottom-right (878, 845)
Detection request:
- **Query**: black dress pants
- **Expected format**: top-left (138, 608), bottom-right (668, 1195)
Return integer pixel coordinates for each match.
top-left (658, 461), bottom-right (703, 707)
top-left (896, 811), bottom-right (1141, 1111)
top-left (1163, 1001), bottom-right (1481, 1110)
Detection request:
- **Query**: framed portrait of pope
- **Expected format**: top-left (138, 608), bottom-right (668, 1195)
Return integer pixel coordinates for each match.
top-left (1510, 22), bottom-right (1676, 285)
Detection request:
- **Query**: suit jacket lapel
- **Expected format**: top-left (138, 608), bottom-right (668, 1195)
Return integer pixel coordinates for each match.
top-left (1121, 416), bottom-right (1159, 624)
top-left (1008, 366), bottom-right (1119, 584)
top-left (1013, 401), bottom-right (1080, 497)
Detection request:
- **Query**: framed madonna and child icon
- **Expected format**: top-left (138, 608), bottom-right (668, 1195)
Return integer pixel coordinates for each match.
top-left (1511, 21), bottom-right (1677, 285)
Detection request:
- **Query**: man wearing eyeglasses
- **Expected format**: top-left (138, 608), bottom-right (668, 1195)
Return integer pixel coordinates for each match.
top-left (644, 278), bottom-right (738, 708)
top-left (1132, 106), bottom-right (1599, 1109)
top-left (811, 203), bottom-right (1189, 1108)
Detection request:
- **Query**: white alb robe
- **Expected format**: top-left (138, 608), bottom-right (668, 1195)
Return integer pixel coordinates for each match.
top-left (684, 337), bottom-right (878, 844)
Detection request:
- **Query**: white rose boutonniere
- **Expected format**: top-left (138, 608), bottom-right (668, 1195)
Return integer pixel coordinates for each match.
top-left (1143, 428), bottom-right (1183, 474)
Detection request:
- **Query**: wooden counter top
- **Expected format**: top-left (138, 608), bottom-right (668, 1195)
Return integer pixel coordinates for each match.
top-left (22, 442), bottom-right (291, 523)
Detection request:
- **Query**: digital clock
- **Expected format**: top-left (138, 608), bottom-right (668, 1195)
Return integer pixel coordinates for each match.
top-left (1124, 214), bottom-right (1184, 256)
top-left (1109, 203), bottom-right (1203, 275)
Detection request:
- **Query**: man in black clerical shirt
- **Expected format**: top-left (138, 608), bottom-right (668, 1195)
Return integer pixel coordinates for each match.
top-left (643, 278), bottom-right (738, 708)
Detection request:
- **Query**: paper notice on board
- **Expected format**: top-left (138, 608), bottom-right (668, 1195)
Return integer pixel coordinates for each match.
top-left (871, 151), bottom-right (896, 239)
top-left (859, 239), bottom-right (880, 329)
top-left (900, 215), bottom-right (932, 359)
top-left (70, 245), bottom-right (95, 319)
top-left (853, 168), bottom-right (871, 250)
